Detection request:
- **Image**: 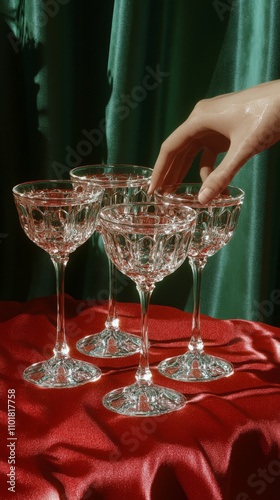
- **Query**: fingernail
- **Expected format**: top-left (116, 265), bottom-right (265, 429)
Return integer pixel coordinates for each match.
top-left (198, 188), bottom-right (214, 204)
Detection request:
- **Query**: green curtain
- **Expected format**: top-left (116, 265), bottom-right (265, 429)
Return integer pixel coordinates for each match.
top-left (1, 0), bottom-right (279, 326)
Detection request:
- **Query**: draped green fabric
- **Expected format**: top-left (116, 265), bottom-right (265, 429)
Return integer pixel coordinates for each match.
top-left (1, 0), bottom-right (279, 326)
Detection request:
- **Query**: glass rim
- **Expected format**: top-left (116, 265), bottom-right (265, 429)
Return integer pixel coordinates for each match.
top-left (69, 164), bottom-right (153, 186)
top-left (99, 202), bottom-right (197, 229)
top-left (154, 183), bottom-right (245, 206)
top-left (12, 179), bottom-right (103, 202)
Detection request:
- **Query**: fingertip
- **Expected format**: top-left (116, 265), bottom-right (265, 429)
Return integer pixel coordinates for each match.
top-left (198, 187), bottom-right (215, 204)
top-left (148, 179), bottom-right (156, 194)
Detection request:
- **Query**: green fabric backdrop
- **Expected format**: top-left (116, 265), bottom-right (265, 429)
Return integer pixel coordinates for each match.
top-left (1, 0), bottom-right (279, 326)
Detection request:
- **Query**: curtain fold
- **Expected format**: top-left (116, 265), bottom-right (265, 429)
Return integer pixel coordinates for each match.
top-left (202, 0), bottom-right (280, 325)
top-left (0, 0), bottom-right (279, 325)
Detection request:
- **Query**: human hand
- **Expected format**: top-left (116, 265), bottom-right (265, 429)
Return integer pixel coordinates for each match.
top-left (149, 80), bottom-right (280, 203)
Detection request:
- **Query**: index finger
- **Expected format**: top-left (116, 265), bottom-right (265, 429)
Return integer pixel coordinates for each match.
top-left (149, 120), bottom-right (206, 192)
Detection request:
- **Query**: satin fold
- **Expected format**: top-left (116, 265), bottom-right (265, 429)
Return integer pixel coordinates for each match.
top-left (0, 296), bottom-right (279, 499)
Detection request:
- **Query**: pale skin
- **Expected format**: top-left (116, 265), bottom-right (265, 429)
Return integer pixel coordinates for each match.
top-left (149, 80), bottom-right (280, 203)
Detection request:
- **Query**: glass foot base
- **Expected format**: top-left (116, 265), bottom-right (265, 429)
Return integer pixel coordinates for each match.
top-left (158, 352), bottom-right (234, 382)
top-left (76, 329), bottom-right (141, 358)
top-left (103, 382), bottom-right (187, 416)
top-left (23, 357), bottom-right (102, 388)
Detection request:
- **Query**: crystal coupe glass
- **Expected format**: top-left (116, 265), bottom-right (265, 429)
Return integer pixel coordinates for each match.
top-left (13, 180), bottom-right (103, 388)
top-left (99, 202), bottom-right (196, 416)
top-left (155, 184), bottom-right (244, 382)
top-left (70, 164), bottom-right (153, 358)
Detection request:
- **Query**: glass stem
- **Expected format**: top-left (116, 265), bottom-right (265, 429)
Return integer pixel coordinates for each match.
top-left (105, 259), bottom-right (119, 331)
top-left (135, 284), bottom-right (155, 385)
top-left (188, 257), bottom-right (207, 354)
top-left (51, 256), bottom-right (70, 360)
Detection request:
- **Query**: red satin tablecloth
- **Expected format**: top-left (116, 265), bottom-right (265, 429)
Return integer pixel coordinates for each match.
top-left (0, 295), bottom-right (280, 500)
